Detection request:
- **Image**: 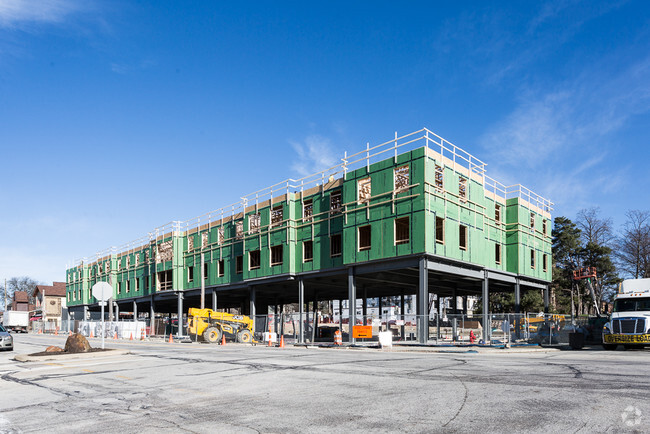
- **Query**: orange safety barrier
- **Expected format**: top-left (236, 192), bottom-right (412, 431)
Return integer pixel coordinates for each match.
top-left (334, 329), bottom-right (342, 346)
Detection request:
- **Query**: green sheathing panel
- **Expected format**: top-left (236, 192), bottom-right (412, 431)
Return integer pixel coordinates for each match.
top-left (424, 149), bottom-right (503, 268)
top-left (343, 149), bottom-right (426, 265)
top-left (423, 148), bottom-right (551, 280)
top-left (505, 198), bottom-right (552, 280)
top-left (66, 143), bottom-right (552, 307)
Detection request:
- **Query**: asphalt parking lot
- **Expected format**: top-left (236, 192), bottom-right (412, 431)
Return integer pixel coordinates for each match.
top-left (1, 334), bottom-right (648, 433)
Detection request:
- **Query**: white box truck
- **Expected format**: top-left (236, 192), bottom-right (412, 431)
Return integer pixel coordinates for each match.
top-left (3, 311), bottom-right (29, 333)
top-left (602, 278), bottom-right (650, 350)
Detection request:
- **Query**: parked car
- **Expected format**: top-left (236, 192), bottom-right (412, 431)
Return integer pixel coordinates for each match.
top-left (0, 324), bottom-right (14, 351)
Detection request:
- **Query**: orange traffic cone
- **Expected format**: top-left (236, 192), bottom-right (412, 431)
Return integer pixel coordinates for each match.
top-left (38, 329), bottom-right (42, 335)
top-left (168, 334), bottom-right (174, 343)
top-left (268, 333), bottom-right (273, 347)
top-left (279, 335), bottom-right (285, 348)
top-left (90, 330), bottom-right (94, 338)
top-left (141, 329), bottom-right (146, 341)
top-left (55, 328), bottom-right (58, 336)
top-left (130, 333), bottom-right (134, 341)
top-left (221, 333), bottom-right (226, 346)
top-left (113, 332), bottom-right (118, 340)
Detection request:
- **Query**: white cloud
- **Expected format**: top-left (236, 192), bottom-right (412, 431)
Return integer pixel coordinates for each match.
top-left (0, 0), bottom-right (81, 29)
top-left (290, 135), bottom-right (338, 178)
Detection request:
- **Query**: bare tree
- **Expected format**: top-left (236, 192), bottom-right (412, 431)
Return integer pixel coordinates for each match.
top-left (616, 210), bottom-right (650, 279)
top-left (1, 277), bottom-right (40, 310)
top-left (576, 207), bottom-right (615, 246)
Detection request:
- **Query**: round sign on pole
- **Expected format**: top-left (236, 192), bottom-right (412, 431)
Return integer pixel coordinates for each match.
top-left (92, 282), bottom-right (113, 302)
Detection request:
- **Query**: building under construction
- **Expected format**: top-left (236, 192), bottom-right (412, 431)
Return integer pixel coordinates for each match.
top-left (65, 128), bottom-right (552, 343)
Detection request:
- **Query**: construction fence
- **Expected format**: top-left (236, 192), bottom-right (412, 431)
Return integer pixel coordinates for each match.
top-left (32, 312), bottom-right (605, 347)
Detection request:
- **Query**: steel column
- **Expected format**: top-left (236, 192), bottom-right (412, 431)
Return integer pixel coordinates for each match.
top-left (249, 287), bottom-right (256, 318)
top-left (348, 267), bottom-right (356, 344)
top-left (212, 290), bottom-right (217, 311)
top-left (200, 252), bottom-right (205, 309)
top-left (133, 301), bottom-right (138, 321)
top-left (514, 280), bottom-right (521, 339)
top-left (177, 292), bottom-right (183, 338)
top-left (544, 285), bottom-right (550, 313)
top-left (298, 279), bottom-right (304, 344)
top-left (482, 270), bottom-right (489, 343)
top-left (417, 257), bottom-right (428, 344)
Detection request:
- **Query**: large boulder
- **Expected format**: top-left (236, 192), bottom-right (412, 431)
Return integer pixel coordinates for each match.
top-left (45, 345), bottom-right (63, 353)
top-left (64, 333), bottom-right (92, 353)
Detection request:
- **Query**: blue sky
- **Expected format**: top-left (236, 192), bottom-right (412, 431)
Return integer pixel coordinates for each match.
top-left (1, 1), bottom-right (649, 284)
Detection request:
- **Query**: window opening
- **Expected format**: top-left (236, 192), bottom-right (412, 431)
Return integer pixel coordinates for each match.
top-left (250, 250), bottom-right (261, 270)
top-left (495, 243), bottom-right (502, 264)
top-left (236, 221), bottom-right (244, 240)
top-left (330, 234), bottom-right (342, 257)
top-left (218, 259), bottom-right (225, 277)
top-left (358, 177), bottom-right (371, 204)
top-left (394, 165), bottom-right (410, 192)
top-left (236, 256), bottom-right (243, 274)
top-left (459, 178), bottom-right (467, 203)
top-left (218, 227), bottom-right (225, 245)
top-left (435, 217), bottom-right (444, 243)
top-left (271, 245), bottom-right (283, 265)
top-left (271, 205), bottom-right (283, 227)
top-left (395, 217), bottom-right (410, 245)
top-left (459, 224), bottom-right (468, 250)
top-left (359, 225), bottom-right (371, 251)
top-left (531, 249), bottom-right (535, 268)
top-left (303, 199), bottom-right (313, 222)
top-left (249, 213), bottom-right (261, 234)
top-left (435, 165), bottom-right (444, 192)
top-left (330, 190), bottom-right (342, 215)
top-left (203, 262), bottom-right (208, 279)
top-left (188, 266), bottom-right (194, 282)
top-left (202, 232), bottom-right (208, 248)
top-left (495, 204), bottom-right (501, 225)
top-left (188, 236), bottom-right (194, 251)
top-left (303, 241), bottom-right (313, 262)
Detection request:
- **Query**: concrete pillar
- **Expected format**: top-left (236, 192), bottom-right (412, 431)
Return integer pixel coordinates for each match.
top-left (482, 271), bottom-right (489, 343)
top-left (417, 258), bottom-right (428, 344)
top-left (114, 302), bottom-right (120, 321)
top-left (348, 267), bottom-right (356, 344)
top-left (83, 305), bottom-right (88, 320)
top-left (133, 301), bottom-right (138, 321)
top-left (177, 292), bottom-right (183, 337)
top-left (212, 290), bottom-right (217, 311)
top-left (298, 279), bottom-right (304, 344)
top-left (108, 297), bottom-right (113, 321)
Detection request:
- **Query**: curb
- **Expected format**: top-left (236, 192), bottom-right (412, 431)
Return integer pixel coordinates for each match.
top-left (14, 349), bottom-right (131, 362)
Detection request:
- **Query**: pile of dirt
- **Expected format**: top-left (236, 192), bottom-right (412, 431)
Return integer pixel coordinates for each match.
top-left (28, 333), bottom-right (114, 357)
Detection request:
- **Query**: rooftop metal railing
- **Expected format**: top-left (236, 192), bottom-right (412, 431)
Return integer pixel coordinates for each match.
top-left (69, 128), bottom-right (553, 268)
